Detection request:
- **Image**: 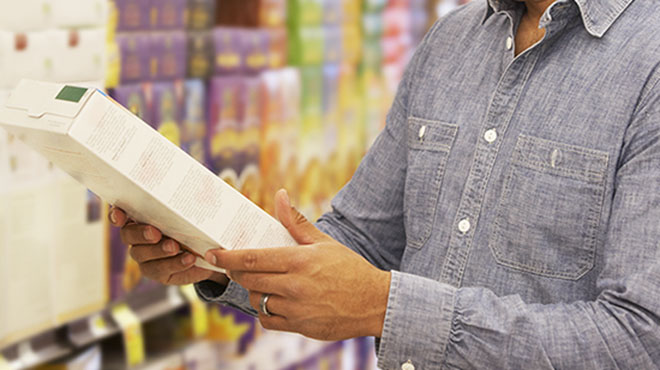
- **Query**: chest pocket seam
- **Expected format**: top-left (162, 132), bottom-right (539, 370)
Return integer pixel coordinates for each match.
top-left (490, 134), bottom-right (609, 280)
top-left (405, 116), bottom-right (458, 250)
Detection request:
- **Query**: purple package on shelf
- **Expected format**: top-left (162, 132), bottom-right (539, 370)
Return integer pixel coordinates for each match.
top-left (239, 77), bottom-right (262, 167)
top-left (117, 33), bottom-right (151, 84)
top-left (243, 29), bottom-right (270, 75)
top-left (151, 0), bottom-right (187, 30)
top-left (186, 31), bottom-right (214, 79)
top-left (116, 0), bottom-right (151, 31)
top-left (213, 27), bottom-right (246, 75)
top-left (148, 80), bottom-right (184, 147)
top-left (150, 31), bottom-right (187, 81)
top-left (187, 0), bottom-right (216, 30)
top-left (207, 76), bottom-right (243, 179)
top-left (110, 83), bottom-right (151, 124)
top-left (182, 79), bottom-right (207, 164)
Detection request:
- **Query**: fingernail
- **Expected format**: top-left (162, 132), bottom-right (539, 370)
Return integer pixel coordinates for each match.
top-left (143, 227), bottom-right (154, 241)
top-left (182, 253), bottom-right (195, 266)
top-left (205, 251), bottom-right (217, 266)
top-left (109, 210), bottom-right (117, 225)
top-left (163, 240), bottom-right (177, 253)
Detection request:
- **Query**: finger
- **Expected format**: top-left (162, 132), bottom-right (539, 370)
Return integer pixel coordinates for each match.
top-left (230, 271), bottom-right (289, 295)
top-left (120, 223), bottom-right (162, 245)
top-left (166, 266), bottom-right (214, 286)
top-left (248, 291), bottom-right (288, 318)
top-left (108, 207), bottom-right (128, 227)
top-left (130, 239), bottom-right (181, 263)
top-left (274, 189), bottom-right (329, 244)
top-left (205, 248), bottom-right (297, 273)
top-left (140, 253), bottom-right (196, 284)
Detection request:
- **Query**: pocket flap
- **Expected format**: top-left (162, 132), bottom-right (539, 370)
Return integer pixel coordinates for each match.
top-left (407, 116), bottom-right (458, 152)
top-left (513, 135), bottom-right (609, 183)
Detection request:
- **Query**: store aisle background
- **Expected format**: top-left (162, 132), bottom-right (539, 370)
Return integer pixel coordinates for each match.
top-left (0, 0), bottom-right (466, 368)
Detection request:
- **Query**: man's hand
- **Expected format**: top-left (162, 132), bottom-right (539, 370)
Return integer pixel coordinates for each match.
top-left (108, 208), bottom-right (229, 286)
top-left (205, 189), bottom-right (391, 341)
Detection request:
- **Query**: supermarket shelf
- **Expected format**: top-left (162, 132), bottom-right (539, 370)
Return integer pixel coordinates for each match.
top-left (1, 286), bottom-right (188, 370)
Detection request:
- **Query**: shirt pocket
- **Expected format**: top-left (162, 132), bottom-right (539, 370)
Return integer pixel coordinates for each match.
top-left (490, 134), bottom-right (609, 280)
top-left (405, 117), bottom-right (458, 249)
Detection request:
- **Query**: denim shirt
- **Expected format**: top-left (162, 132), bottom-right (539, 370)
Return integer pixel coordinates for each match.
top-left (197, 0), bottom-right (660, 368)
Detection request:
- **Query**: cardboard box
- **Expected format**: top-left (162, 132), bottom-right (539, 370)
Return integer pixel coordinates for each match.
top-left (0, 80), bottom-right (297, 273)
top-left (151, 0), bottom-right (187, 30)
top-left (116, 0), bottom-right (151, 31)
top-left (110, 83), bottom-right (151, 124)
top-left (0, 0), bottom-right (52, 32)
top-left (288, 27), bottom-right (324, 66)
top-left (150, 31), bottom-right (187, 81)
top-left (147, 81), bottom-right (184, 147)
top-left (181, 79), bottom-right (207, 164)
top-left (186, 0), bottom-right (216, 31)
top-left (213, 28), bottom-right (246, 75)
top-left (0, 31), bottom-right (53, 89)
top-left (116, 33), bottom-right (151, 84)
top-left (51, 28), bottom-right (106, 84)
top-left (186, 31), bottom-right (214, 79)
top-left (207, 77), bottom-right (243, 178)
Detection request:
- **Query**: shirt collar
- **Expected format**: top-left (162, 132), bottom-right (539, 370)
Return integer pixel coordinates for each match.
top-left (482, 0), bottom-right (634, 38)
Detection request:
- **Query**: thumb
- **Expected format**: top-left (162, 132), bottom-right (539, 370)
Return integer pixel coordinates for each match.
top-left (274, 189), bottom-right (328, 245)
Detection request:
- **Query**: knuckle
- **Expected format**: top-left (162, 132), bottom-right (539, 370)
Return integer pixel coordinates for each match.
top-left (243, 252), bottom-right (258, 270)
top-left (284, 280), bottom-right (303, 298)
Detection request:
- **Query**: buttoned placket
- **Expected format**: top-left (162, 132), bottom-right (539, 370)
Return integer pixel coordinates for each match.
top-left (437, 8), bottom-right (565, 286)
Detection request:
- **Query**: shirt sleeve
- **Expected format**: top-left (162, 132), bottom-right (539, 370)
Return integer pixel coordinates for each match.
top-left (375, 71), bottom-right (660, 369)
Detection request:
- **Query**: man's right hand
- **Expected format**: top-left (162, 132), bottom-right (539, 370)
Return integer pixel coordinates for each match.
top-left (108, 207), bottom-right (229, 287)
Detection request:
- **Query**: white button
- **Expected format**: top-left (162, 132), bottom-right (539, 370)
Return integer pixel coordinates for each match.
top-left (402, 361), bottom-right (415, 370)
top-left (506, 36), bottom-right (513, 50)
top-left (418, 125), bottom-right (427, 140)
top-left (458, 218), bottom-right (471, 234)
top-left (484, 129), bottom-right (497, 143)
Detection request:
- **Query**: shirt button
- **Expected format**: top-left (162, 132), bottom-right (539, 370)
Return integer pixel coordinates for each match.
top-left (418, 125), bottom-right (426, 140)
top-left (484, 129), bottom-right (497, 143)
top-left (458, 218), bottom-right (471, 234)
top-left (506, 36), bottom-right (513, 50)
top-left (402, 361), bottom-right (415, 370)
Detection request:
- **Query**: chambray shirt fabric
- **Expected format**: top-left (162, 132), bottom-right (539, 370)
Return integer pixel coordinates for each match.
top-left (196, 0), bottom-right (660, 368)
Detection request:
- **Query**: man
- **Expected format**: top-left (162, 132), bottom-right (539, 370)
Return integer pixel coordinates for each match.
top-left (110, 0), bottom-right (660, 367)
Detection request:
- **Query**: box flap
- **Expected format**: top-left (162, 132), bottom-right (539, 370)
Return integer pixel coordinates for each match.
top-left (4, 79), bottom-right (94, 119)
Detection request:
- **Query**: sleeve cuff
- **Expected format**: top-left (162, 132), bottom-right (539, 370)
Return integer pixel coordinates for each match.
top-left (377, 270), bottom-right (457, 369)
top-left (195, 280), bottom-right (258, 316)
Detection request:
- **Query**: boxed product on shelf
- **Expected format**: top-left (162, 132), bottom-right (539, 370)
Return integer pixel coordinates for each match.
top-left (323, 26), bottom-right (342, 64)
top-left (186, 31), bottom-right (214, 79)
top-left (288, 27), bottom-right (324, 66)
top-left (149, 31), bottom-right (187, 81)
top-left (322, 0), bottom-right (342, 25)
top-left (238, 77), bottom-right (262, 205)
top-left (51, 0), bottom-right (108, 29)
top-left (207, 76), bottom-right (243, 182)
top-left (215, 0), bottom-right (286, 28)
top-left (181, 79), bottom-right (208, 164)
top-left (0, 79), bottom-right (297, 274)
top-left (244, 30), bottom-right (270, 75)
top-left (362, 12), bottom-right (385, 38)
top-left (115, 0), bottom-right (151, 32)
top-left (0, 31), bottom-right (53, 89)
top-left (0, 0), bottom-right (52, 32)
top-left (300, 66), bottom-right (323, 131)
top-left (150, 0), bottom-right (187, 30)
top-left (340, 24), bottom-right (362, 66)
top-left (383, 5), bottom-right (412, 37)
top-left (341, 0), bottom-right (361, 25)
top-left (116, 33), bottom-right (151, 84)
top-left (110, 83), bottom-right (151, 123)
top-left (363, 0), bottom-right (387, 13)
top-left (258, 70), bottom-right (285, 214)
top-left (213, 28), bottom-right (246, 75)
top-left (106, 41), bottom-right (121, 88)
top-left (51, 28), bottom-right (106, 84)
top-left (287, 0), bottom-right (323, 29)
top-left (147, 81), bottom-right (184, 147)
top-left (187, 0), bottom-right (216, 31)
top-left (268, 27), bottom-right (288, 68)
top-left (363, 35), bottom-right (384, 68)
top-left (322, 63), bottom-right (341, 197)
top-left (260, 0), bottom-right (287, 28)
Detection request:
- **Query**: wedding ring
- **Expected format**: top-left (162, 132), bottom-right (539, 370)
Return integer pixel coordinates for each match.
top-left (260, 293), bottom-right (273, 317)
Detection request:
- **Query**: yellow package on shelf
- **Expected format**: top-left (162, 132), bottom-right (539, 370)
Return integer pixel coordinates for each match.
top-left (180, 285), bottom-right (209, 338)
top-left (111, 304), bottom-right (145, 367)
top-left (0, 80), bottom-right (297, 274)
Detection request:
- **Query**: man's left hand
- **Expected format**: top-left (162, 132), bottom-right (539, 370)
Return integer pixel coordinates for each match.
top-left (204, 189), bottom-right (391, 341)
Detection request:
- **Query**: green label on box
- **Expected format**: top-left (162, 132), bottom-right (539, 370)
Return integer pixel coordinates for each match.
top-left (56, 85), bottom-right (88, 103)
